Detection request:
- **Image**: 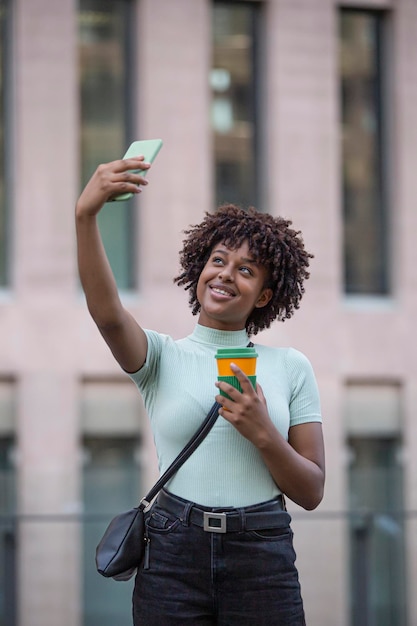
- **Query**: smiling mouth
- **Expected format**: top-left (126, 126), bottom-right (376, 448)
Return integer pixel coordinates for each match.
top-left (210, 286), bottom-right (236, 298)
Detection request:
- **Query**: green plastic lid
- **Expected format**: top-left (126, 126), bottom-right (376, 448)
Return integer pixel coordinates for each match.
top-left (215, 347), bottom-right (258, 359)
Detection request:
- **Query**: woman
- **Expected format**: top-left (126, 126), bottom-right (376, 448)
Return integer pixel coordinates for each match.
top-left (76, 155), bottom-right (325, 625)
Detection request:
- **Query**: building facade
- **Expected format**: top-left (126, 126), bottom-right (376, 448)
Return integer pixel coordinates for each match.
top-left (1, 0), bottom-right (416, 625)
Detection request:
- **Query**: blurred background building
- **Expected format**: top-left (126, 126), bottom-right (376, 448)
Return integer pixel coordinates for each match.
top-left (1, 0), bottom-right (417, 625)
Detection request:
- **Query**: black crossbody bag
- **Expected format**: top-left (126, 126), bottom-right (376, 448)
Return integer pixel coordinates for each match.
top-left (95, 399), bottom-right (222, 581)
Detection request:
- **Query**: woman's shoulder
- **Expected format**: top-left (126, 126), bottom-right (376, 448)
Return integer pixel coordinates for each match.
top-left (144, 329), bottom-right (198, 361)
top-left (255, 343), bottom-right (315, 375)
top-left (255, 343), bottom-right (309, 360)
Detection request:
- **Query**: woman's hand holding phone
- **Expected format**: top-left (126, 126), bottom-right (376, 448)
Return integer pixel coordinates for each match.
top-left (76, 138), bottom-right (163, 215)
top-left (75, 157), bottom-right (149, 217)
top-left (111, 139), bottom-right (163, 201)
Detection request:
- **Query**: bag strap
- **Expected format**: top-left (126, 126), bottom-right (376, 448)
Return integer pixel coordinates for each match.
top-left (139, 341), bottom-right (254, 510)
top-left (139, 398), bottom-right (221, 509)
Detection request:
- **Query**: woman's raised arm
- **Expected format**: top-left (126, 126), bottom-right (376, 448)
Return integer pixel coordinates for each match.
top-left (75, 157), bottom-right (150, 373)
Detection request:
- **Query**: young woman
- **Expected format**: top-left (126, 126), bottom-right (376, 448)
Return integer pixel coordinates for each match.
top-left (76, 155), bottom-right (325, 626)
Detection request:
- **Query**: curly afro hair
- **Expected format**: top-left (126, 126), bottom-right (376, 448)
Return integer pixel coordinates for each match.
top-left (174, 204), bottom-right (313, 335)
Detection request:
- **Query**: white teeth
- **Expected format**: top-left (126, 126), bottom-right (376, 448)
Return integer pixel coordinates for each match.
top-left (212, 287), bottom-right (233, 297)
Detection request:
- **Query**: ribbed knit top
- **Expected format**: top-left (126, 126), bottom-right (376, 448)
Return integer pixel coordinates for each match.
top-left (128, 324), bottom-right (322, 507)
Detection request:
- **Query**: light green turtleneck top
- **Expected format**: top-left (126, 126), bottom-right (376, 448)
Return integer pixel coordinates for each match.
top-left (128, 324), bottom-right (322, 507)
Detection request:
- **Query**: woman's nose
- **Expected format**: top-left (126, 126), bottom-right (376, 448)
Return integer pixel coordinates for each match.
top-left (218, 266), bottom-right (233, 281)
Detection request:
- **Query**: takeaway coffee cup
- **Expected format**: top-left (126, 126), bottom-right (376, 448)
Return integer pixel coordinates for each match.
top-left (215, 346), bottom-right (258, 398)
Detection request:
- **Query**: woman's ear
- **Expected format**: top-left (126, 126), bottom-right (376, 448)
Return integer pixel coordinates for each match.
top-left (255, 288), bottom-right (273, 309)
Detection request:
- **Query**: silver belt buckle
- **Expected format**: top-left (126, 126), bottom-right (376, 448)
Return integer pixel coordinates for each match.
top-left (203, 511), bottom-right (227, 533)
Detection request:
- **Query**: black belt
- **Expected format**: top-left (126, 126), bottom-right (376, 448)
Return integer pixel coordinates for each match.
top-left (157, 489), bottom-right (287, 534)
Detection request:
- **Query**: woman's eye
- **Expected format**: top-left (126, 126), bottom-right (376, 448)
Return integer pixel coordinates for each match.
top-left (212, 257), bottom-right (224, 265)
top-left (240, 266), bottom-right (252, 275)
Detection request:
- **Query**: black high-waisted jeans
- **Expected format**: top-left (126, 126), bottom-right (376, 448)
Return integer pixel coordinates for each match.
top-left (133, 489), bottom-right (306, 625)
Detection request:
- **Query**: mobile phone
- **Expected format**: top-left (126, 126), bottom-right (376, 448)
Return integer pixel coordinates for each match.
top-left (111, 138), bottom-right (163, 201)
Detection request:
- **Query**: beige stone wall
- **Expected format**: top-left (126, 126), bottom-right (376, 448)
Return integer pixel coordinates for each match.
top-left (1, 0), bottom-right (416, 624)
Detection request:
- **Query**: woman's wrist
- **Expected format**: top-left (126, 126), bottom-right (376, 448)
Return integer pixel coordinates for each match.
top-left (75, 202), bottom-right (100, 222)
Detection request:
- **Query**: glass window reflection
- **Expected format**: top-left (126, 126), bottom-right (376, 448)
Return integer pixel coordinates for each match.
top-left (79, 0), bottom-right (135, 289)
top-left (212, 2), bottom-right (260, 209)
top-left (340, 11), bottom-right (389, 295)
top-left (0, 0), bottom-right (10, 286)
top-left (348, 437), bottom-right (406, 626)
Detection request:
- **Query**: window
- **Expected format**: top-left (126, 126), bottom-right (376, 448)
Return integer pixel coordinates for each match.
top-left (340, 11), bottom-right (389, 295)
top-left (211, 2), bottom-right (261, 209)
top-left (0, 0), bottom-right (11, 286)
top-left (345, 383), bottom-right (406, 626)
top-left (348, 438), bottom-right (406, 626)
top-left (0, 381), bottom-right (16, 626)
top-left (80, 379), bottom-right (144, 626)
top-left (83, 438), bottom-right (141, 626)
top-left (78, 0), bottom-right (136, 289)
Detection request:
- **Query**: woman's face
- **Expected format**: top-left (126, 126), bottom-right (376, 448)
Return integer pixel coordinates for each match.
top-left (196, 240), bottom-right (272, 331)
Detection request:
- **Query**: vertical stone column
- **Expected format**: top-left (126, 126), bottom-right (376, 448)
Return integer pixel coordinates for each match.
top-left (13, 1), bottom-right (79, 625)
top-left (394, 2), bottom-right (417, 624)
top-left (263, 2), bottom-right (348, 625)
top-left (135, 0), bottom-right (212, 310)
top-left (18, 374), bottom-right (80, 626)
top-left (13, 0), bottom-right (78, 299)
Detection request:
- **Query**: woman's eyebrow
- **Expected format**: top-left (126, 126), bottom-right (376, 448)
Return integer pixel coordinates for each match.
top-left (240, 257), bottom-right (258, 266)
top-left (212, 249), bottom-right (259, 266)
